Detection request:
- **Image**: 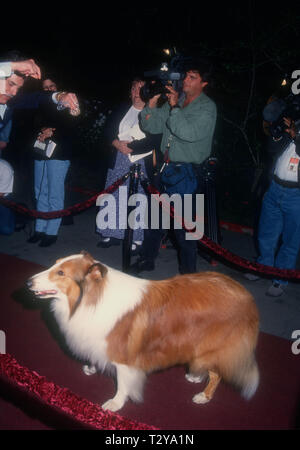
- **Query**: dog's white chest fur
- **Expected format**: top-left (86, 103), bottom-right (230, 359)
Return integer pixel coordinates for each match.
top-left (51, 267), bottom-right (149, 369)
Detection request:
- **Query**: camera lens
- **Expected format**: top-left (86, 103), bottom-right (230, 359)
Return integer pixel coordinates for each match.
top-left (140, 80), bottom-right (168, 103)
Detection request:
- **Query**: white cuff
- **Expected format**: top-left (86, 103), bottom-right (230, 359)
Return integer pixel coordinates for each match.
top-left (0, 62), bottom-right (12, 78)
top-left (52, 92), bottom-right (59, 104)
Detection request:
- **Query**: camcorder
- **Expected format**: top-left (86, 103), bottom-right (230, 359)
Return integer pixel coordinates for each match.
top-left (140, 54), bottom-right (187, 103)
top-left (263, 92), bottom-right (300, 139)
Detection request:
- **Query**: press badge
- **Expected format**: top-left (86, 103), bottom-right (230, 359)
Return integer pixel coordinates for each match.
top-left (288, 157), bottom-right (300, 173)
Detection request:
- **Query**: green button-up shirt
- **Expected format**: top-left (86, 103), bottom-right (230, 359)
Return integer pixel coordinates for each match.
top-left (140, 92), bottom-right (217, 164)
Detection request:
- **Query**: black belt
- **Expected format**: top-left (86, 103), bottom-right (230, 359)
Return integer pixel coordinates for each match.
top-left (273, 174), bottom-right (299, 189)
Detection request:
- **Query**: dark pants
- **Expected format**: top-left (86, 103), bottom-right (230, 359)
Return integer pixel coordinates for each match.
top-left (140, 226), bottom-right (198, 274)
top-left (139, 174), bottom-right (199, 274)
top-left (0, 200), bottom-right (15, 235)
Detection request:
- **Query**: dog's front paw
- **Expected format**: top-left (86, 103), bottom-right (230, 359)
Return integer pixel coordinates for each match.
top-left (102, 398), bottom-right (124, 412)
top-left (82, 365), bottom-right (97, 376)
top-left (192, 392), bottom-right (210, 404)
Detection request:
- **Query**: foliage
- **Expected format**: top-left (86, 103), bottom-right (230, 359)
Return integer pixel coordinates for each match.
top-left (77, 98), bottom-right (109, 155)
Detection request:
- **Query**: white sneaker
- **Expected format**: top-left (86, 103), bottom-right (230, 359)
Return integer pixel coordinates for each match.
top-left (266, 282), bottom-right (285, 297)
top-left (244, 273), bottom-right (260, 281)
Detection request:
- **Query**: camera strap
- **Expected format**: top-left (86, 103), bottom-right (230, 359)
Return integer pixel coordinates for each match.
top-left (160, 136), bottom-right (172, 173)
top-left (164, 135), bottom-right (173, 162)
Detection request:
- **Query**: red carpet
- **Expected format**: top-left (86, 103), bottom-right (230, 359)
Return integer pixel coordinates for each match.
top-left (0, 253), bottom-right (299, 430)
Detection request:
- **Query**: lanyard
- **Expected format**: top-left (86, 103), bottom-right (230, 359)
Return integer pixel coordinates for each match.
top-left (161, 136), bottom-right (172, 172)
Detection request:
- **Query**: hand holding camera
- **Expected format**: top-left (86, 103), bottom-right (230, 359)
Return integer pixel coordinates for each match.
top-left (283, 117), bottom-right (296, 139)
top-left (165, 84), bottom-right (179, 108)
top-left (147, 83), bottom-right (179, 109)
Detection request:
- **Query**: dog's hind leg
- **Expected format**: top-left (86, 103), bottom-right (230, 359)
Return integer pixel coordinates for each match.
top-left (102, 363), bottom-right (146, 412)
top-left (192, 370), bottom-right (221, 404)
top-left (186, 358), bottom-right (208, 384)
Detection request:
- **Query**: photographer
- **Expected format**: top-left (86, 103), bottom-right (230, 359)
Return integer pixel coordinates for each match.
top-left (131, 59), bottom-right (217, 275)
top-left (247, 103), bottom-right (300, 297)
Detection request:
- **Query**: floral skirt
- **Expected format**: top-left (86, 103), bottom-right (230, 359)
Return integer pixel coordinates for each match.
top-left (96, 151), bottom-right (146, 241)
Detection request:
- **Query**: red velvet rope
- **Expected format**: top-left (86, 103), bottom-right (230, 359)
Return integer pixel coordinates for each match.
top-left (0, 173), bottom-right (130, 219)
top-left (0, 353), bottom-right (157, 430)
top-left (146, 183), bottom-right (300, 281)
top-left (1, 174), bottom-right (300, 280)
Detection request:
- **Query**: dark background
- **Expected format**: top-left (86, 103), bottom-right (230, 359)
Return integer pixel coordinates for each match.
top-left (6, 4), bottom-right (300, 99)
top-left (2, 2), bottom-right (300, 224)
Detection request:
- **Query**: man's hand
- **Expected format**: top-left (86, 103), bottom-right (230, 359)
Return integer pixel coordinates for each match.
top-left (284, 117), bottom-right (296, 139)
top-left (165, 84), bottom-right (179, 108)
top-left (11, 59), bottom-right (41, 79)
top-left (148, 94), bottom-right (161, 109)
top-left (56, 92), bottom-right (80, 116)
top-left (38, 127), bottom-right (55, 142)
top-left (0, 141), bottom-right (7, 150)
top-left (112, 139), bottom-right (132, 155)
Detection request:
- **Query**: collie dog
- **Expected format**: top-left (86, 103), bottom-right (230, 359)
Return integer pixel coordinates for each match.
top-left (27, 251), bottom-right (259, 412)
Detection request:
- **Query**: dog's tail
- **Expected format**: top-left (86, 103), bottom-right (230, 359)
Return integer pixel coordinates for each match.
top-left (216, 321), bottom-right (259, 400)
top-left (236, 357), bottom-right (259, 399)
top-left (220, 341), bottom-right (259, 400)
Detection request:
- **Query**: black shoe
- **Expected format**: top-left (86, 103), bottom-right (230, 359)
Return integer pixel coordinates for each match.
top-left (97, 237), bottom-right (121, 248)
top-left (39, 235), bottom-right (57, 247)
top-left (129, 259), bottom-right (155, 275)
top-left (27, 231), bottom-right (45, 243)
top-left (131, 242), bottom-right (142, 256)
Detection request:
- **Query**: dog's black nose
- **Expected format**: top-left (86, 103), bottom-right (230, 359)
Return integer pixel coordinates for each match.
top-left (26, 279), bottom-right (33, 289)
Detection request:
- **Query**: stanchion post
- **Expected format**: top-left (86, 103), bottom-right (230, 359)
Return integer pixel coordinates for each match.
top-left (122, 164), bottom-right (141, 273)
top-left (198, 157), bottom-right (220, 265)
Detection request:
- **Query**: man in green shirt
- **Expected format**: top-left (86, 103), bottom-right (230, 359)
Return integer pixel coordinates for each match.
top-left (132, 60), bottom-right (217, 274)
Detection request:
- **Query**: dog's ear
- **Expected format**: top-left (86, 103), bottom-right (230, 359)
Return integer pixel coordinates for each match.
top-left (86, 263), bottom-right (108, 281)
top-left (81, 250), bottom-right (95, 264)
top-left (82, 263), bottom-right (107, 307)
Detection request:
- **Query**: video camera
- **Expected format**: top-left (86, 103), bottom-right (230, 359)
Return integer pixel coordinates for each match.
top-left (140, 54), bottom-right (187, 103)
top-left (263, 92), bottom-right (300, 139)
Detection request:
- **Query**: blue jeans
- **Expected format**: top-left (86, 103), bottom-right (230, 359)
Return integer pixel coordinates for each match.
top-left (0, 197), bottom-right (15, 235)
top-left (34, 159), bottom-right (70, 236)
top-left (257, 180), bottom-right (300, 284)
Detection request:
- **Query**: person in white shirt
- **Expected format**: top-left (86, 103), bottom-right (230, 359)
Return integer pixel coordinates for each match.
top-left (96, 78), bottom-right (161, 253)
top-left (0, 158), bottom-right (15, 234)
